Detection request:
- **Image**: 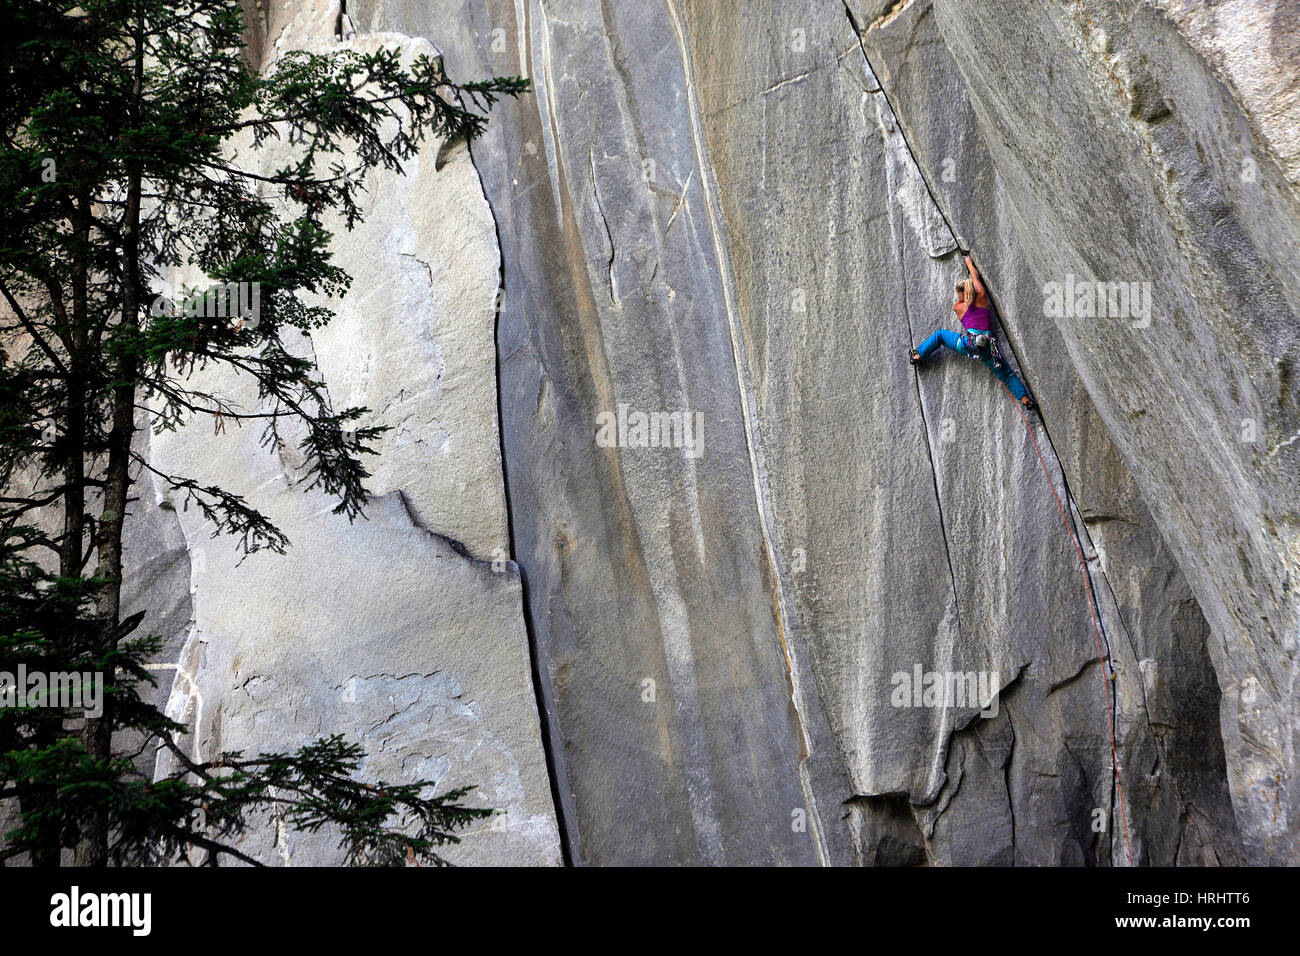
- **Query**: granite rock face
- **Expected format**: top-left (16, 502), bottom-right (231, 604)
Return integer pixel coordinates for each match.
top-left (343, 0), bottom-right (1294, 865)
top-left (108, 0), bottom-right (1297, 865)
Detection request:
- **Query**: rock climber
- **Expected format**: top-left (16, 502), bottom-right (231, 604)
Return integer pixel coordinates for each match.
top-left (909, 254), bottom-right (1035, 411)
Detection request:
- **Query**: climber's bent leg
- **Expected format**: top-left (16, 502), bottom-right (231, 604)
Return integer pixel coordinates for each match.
top-left (916, 328), bottom-right (965, 360)
top-left (985, 355), bottom-right (1028, 402)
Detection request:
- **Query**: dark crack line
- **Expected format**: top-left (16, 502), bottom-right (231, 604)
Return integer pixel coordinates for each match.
top-left (1003, 707), bottom-right (1018, 864)
top-left (993, 304), bottom-right (1134, 863)
top-left (468, 132), bottom-right (575, 867)
top-left (589, 148), bottom-right (618, 306)
top-left (845, 2), bottom-right (964, 255)
top-left (849, 0), bottom-right (963, 642)
top-left (1047, 655), bottom-right (1109, 696)
top-left (990, 312), bottom-right (1158, 851)
top-left (1172, 810), bottom-right (1186, 864)
top-left (897, 208), bottom-right (964, 644)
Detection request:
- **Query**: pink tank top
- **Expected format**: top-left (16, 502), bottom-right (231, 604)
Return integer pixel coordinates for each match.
top-left (963, 304), bottom-right (992, 332)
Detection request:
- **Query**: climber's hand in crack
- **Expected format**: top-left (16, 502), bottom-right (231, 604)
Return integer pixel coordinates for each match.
top-left (962, 254), bottom-right (988, 312)
top-left (908, 252), bottom-right (1036, 411)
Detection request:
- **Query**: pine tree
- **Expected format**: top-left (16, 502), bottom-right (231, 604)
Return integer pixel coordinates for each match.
top-left (0, 0), bottom-right (528, 866)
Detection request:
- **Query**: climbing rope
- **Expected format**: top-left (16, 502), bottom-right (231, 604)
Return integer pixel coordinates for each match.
top-left (999, 379), bottom-right (1135, 867)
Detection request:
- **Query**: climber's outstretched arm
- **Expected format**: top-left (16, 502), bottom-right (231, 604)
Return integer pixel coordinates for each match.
top-left (965, 254), bottom-right (988, 306)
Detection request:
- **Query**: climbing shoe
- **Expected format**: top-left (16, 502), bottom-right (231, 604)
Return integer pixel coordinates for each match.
top-left (909, 348), bottom-right (922, 365)
top-left (1020, 395), bottom-right (1036, 411)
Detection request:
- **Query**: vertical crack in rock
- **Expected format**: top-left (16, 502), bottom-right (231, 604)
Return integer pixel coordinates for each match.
top-left (467, 132), bottom-right (574, 865)
top-left (1002, 707), bottom-right (1017, 863)
top-left (846, 2), bottom-right (958, 257)
top-left (994, 314), bottom-right (1163, 723)
top-left (988, 276), bottom-right (1157, 862)
top-left (664, 0), bottom-right (830, 865)
top-left (588, 147), bottom-right (620, 306)
top-left (895, 203), bottom-right (964, 644)
top-left (848, 4), bottom-right (966, 654)
top-left (984, 289), bottom-right (1147, 862)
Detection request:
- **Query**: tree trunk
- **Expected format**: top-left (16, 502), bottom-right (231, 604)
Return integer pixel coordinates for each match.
top-left (73, 14), bottom-right (145, 868)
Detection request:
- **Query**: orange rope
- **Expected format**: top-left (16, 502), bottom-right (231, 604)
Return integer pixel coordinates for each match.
top-left (1001, 382), bottom-right (1135, 867)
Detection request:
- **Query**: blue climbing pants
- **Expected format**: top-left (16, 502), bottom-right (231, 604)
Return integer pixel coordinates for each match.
top-left (916, 328), bottom-right (1028, 402)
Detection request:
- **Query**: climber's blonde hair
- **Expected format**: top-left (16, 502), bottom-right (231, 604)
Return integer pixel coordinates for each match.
top-left (956, 279), bottom-right (975, 306)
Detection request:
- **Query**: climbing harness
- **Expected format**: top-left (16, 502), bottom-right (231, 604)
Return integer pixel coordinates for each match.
top-left (961, 330), bottom-right (1005, 369)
